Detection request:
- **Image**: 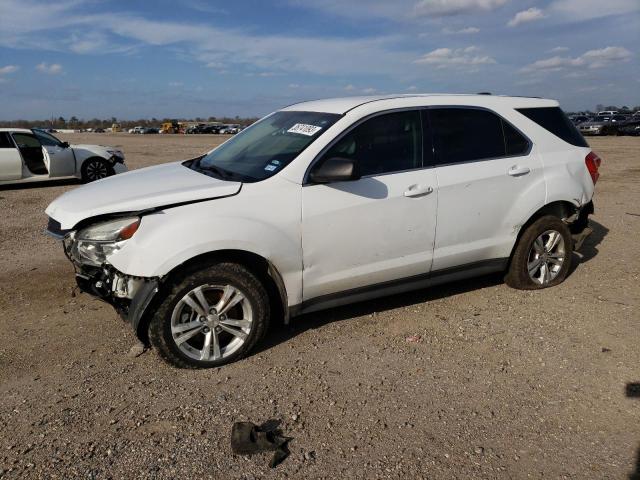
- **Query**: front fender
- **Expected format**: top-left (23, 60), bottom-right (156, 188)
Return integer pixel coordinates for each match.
top-left (108, 196), bottom-right (303, 305)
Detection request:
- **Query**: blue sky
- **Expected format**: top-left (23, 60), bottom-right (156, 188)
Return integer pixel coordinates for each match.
top-left (0, 0), bottom-right (638, 119)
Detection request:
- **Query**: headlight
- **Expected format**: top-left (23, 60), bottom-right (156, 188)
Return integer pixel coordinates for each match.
top-left (71, 217), bottom-right (140, 266)
top-left (107, 150), bottom-right (125, 160)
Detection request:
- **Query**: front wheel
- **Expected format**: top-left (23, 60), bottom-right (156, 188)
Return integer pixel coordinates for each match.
top-left (148, 263), bottom-right (270, 368)
top-left (81, 158), bottom-right (114, 182)
top-left (505, 215), bottom-right (573, 290)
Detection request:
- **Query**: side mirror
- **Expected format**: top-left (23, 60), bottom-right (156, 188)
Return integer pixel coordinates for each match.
top-left (61, 141), bottom-right (70, 148)
top-left (309, 157), bottom-right (360, 184)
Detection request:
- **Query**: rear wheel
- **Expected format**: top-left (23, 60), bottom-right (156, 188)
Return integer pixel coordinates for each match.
top-left (149, 262), bottom-right (270, 368)
top-left (505, 215), bottom-right (573, 290)
top-left (81, 158), bottom-right (113, 182)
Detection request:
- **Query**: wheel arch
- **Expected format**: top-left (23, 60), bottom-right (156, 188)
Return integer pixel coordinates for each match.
top-left (135, 249), bottom-right (288, 343)
top-left (507, 200), bottom-right (578, 267)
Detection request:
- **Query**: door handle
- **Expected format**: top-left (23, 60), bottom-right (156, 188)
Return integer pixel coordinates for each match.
top-left (508, 165), bottom-right (531, 177)
top-left (404, 184), bottom-right (433, 197)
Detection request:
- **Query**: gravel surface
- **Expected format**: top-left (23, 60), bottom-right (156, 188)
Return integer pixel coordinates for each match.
top-left (0, 133), bottom-right (638, 479)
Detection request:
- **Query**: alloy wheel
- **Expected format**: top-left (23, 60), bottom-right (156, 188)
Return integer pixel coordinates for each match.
top-left (527, 229), bottom-right (566, 285)
top-left (86, 160), bottom-right (109, 180)
top-left (170, 284), bottom-right (253, 362)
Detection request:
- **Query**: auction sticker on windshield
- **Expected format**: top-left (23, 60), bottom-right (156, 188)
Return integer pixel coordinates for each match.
top-left (288, 123), bottom-right (323, 136)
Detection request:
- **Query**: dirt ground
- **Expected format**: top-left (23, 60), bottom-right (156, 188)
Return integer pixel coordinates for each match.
top-left (0, 133), bottom-right (638, 479)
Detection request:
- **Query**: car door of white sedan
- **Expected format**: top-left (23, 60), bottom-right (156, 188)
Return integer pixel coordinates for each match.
top-left (301, 110), bottom-right (438, 302)
top-left (426, 107), bottom-right (546, 271)
top-left (43, 144), bottom-right (75, 177)
top-left (33, 130), bottom-right (76, 177)
top-left (0, 132), bottom-right (23, 181)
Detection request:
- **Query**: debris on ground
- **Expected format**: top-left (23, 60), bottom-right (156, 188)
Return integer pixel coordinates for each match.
top-left (231, 420), bottom-right (292, 468)
top-left (405, 334), bottom-right (422, 343)
top-left (126, 342), bottom-right (147, 358)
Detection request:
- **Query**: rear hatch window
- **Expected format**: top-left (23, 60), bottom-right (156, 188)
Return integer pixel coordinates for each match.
top-left (517, 107), bottom-right (588, 147)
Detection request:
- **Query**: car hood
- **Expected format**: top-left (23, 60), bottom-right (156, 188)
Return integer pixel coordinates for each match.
top-left (46, 161), bottom-right (241, 229)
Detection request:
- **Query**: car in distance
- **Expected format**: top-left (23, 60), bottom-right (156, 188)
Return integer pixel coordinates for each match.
top-left (0, 128), bottom-right (127, 185)
top-left (618, 119), bottom-right (640, 136)
top-left (578, 119), bottom-right (617, 136)
top-left (45, 94), bottom-right (599, 368)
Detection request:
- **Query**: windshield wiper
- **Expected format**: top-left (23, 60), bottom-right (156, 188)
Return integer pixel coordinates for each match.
top-left (194, 161), bottom-right (257, 182)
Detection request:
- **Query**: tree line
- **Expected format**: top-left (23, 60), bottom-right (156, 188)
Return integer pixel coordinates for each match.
top-left (0, 116), bottom-right (260, 130)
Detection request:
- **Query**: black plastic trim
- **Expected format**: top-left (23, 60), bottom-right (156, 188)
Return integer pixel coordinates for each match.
top-left (291, 257), bottom-right (508, 316)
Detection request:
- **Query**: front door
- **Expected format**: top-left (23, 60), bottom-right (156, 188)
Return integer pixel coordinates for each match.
top-left (301, 110), bottom-right (438, 302)
top-left (33, 129), bottom-right (76, 177)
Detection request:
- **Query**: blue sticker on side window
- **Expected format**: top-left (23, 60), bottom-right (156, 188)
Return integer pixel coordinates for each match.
top-left (264, 164), bottom-right (277, 171)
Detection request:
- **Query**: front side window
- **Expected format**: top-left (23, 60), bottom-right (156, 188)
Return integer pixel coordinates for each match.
top-left (195, 111), bottom-right (341, 182)
top-left (33, 129), bottom-right (63, 147)
top-left (319, 110), bottom-right (423, 177)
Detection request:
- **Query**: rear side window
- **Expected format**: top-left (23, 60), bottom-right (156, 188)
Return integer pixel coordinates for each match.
top-left (0, 132), bottom-right (15, 148)
top-left (517, 107), bottom-right (588, 147)
top-left (427, 108), bottom-right (530, 165)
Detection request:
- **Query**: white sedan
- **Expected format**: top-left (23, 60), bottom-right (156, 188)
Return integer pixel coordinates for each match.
top-left (0, 128), bottom-right (127, 185)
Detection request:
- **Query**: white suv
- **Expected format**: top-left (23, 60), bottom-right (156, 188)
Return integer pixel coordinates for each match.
top-left (45, 94), bottom-right (599, 368)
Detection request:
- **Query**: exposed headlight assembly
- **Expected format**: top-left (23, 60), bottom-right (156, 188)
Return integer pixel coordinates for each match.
top-left (106, 150), bottom-right (125, 162)
top-left (70, 217), bottom-right (140, 267)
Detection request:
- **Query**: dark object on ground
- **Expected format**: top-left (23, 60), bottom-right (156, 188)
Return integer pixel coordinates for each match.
top-left (231, 420), bottom-right (292, 468)
top-left (626, 383), bottom-right (640, 398)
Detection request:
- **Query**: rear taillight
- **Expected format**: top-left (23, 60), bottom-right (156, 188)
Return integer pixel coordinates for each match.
top-left (585, 151), bottom-right (602, 185)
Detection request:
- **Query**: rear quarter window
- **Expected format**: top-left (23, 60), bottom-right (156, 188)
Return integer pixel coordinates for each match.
top-left (517, 107), bottom-right (588, 148)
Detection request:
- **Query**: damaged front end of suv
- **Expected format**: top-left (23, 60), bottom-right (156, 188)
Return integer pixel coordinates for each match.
top-left (47, 215), bottom-right (159, 333)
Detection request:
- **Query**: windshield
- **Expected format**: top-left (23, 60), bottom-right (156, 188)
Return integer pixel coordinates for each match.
top-left (193, 111), bottom-right (341, 182)
top-left (33, 129), bottom-right (63, 147)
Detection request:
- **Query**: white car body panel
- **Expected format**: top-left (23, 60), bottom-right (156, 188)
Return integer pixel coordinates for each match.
top-left (45, 94), bottom-right (597, 318)
top-left (0, 146), bottom-right (22, 180)
top-left (107, 175), bottom-right (304, 306)
top-left (46, 162), bottom-right (241, 229)
top-left (301, 169), bottom-right (438, 300)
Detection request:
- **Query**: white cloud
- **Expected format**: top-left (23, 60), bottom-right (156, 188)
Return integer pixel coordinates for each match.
top-left (406, 85), bottom-right (418, 91)
top-left (442, 26), bottom-right (480, 34)
top-left (549, 0), bottom-right (639, 20)
top-left (362, 87), bottom-right (377, 94)
top-left (288, 83), bottom-right (300, 88)
top-left (549, 46), bottom-right (569, 53)
top-left (36, 62), bottom-right (63, 74)
top-left (508, 7), bottom-right (545, 27)
top-left (414, 0), bottom-right (508, 17)
top-left (520, 46), bottom-right (632, 73)
top-left (168, 81), bottom-right (183, 87)
top-left (344, 84), bottom-right (356, 91)
top-left (288, 0), bottom-right (506, 21)
top-left (414, 46), bottom-right (496, 69)
top-left (0, 65), bottom-right (19, 75)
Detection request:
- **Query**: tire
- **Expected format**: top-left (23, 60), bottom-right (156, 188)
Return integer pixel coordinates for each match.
top-left (81, 157), bottom-right (114, 182)
top-left (148, 262), bottom-right (270, 368)
top-left (505, 215), bottom-right (573, 290)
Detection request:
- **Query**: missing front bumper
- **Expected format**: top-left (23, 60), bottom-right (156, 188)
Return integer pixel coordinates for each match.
top-left (74, 269), bottom-right (159, 337)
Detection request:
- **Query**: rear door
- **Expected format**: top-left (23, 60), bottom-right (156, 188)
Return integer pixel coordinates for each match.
top-left (0, 132), bottom-right (22, 180)
top-left (426, 107), bottom-right (545, 271)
